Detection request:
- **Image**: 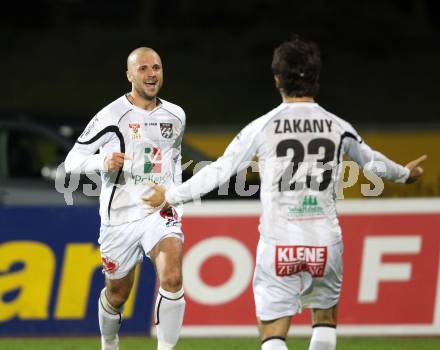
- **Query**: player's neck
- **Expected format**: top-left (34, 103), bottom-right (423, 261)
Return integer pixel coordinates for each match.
top-left (127, 92), bottom-right (158, 111)
top-left (282, 95), bottom-right (315, 103)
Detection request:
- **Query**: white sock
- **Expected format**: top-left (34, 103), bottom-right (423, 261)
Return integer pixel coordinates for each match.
top-left (155, 287), bottom-right (185, 350)
top-left (157, 340), bottom-right (177, 350)
top-left (98, 288), bottom-right (122, 350)
top-left (308, 326), bottom-right (336, 350)
top-left (261, 337), bottom-right (288, 350)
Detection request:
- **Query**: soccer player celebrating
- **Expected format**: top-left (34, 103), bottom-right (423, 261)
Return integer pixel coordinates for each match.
top-left (65, 47), bottom-right (186, 350)
top-left (144, 37), bottom-right (426, 350)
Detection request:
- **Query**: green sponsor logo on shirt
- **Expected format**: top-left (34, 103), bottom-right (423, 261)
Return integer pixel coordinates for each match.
top-left (287, 195), bottom-right (324, 218)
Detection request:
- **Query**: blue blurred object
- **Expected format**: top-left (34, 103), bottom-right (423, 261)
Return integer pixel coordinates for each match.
top-left (0, 206), bottom-right (156, 335)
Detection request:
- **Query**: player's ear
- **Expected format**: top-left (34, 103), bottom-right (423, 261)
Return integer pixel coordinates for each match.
top-left (274, 75), bottom-right (281, 88)
top-left (126, 70), bottom-right (133, 83)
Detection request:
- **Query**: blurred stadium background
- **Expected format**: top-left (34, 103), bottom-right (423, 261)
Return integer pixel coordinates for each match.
top-left (1, 1), bottom-right (440, 349)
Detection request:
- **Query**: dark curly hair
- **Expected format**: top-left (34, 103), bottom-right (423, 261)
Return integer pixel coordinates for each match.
top-left (271, 36), bottom-right (321, 97)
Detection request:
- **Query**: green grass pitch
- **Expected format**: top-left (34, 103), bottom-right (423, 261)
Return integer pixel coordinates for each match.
top-left (0, 337), bottom-right (439, 350)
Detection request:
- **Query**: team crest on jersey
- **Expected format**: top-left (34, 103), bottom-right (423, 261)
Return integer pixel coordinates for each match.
top-left (275, 245), bottom-right (327, 277)
top-left (160, 123), bottom-right (173, 139)
top-left (129, 123), bottom-right (141, 140)
top-left (160, 207), bottom-right (181, 227)
top-left (101, 256), bottom-right (119, 274)
top-left (160, 207), bottom-right (178, 220)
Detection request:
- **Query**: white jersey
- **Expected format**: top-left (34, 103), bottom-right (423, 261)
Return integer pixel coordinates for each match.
top-left (65, 95), bottom-right (185, 225)
top-left (166, 102), bottom-right (409, 246)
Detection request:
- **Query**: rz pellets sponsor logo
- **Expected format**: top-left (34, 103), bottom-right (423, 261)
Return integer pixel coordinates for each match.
top-left (287, 195), bottom-right (324, 220)
top-left (144, 147), bottom-right (162, 173)
top-left (132, 173), bottom-right (169, 186)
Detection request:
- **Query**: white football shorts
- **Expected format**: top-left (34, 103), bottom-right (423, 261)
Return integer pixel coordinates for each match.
top-left (253, 238), bottom-right (343, 321)
top-left (98, 207), bottom-right (183, 280)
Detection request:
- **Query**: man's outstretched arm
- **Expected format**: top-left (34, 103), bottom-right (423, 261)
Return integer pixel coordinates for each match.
top-left (144, 122), bottom-right (261, 208)
top-left (344, 136), bottom-right (427, 184)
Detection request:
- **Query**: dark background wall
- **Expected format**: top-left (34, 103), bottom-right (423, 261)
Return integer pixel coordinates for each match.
top-left (1, 0), bottom-right (439, 128)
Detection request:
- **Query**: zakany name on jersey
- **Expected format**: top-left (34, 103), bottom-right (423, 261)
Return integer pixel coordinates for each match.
top-left (274, 118), bottom-right (333, 134)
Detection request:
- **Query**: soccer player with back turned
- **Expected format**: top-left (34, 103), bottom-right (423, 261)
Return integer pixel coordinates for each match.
top-left (65, 47), bottom-right (186, 350)
top-left (145, 37), bottom-right (426, 350)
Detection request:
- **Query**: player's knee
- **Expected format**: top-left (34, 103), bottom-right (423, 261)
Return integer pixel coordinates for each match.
top-left (161, 270), bottom-right (183, 292)
top-left (106, 286), bottom-right (131, 308)
top-left (111, 294), bottom-right (128, 309)
top-left (162, 277), bottom-right (183, 292)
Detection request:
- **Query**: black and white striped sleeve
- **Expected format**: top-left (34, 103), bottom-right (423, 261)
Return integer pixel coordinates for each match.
top-left (65, 114), bottom-right (116, 174)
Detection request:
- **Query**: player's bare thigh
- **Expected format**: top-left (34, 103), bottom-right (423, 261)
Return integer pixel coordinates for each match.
top-left (105, 265), bottom-right (137, 308)
top-left (312, 304), bottom-right (338, 325)
top-left (150, 236), bottom-right (183, 292)
top-left (257, 316), bottom-right (291, 340)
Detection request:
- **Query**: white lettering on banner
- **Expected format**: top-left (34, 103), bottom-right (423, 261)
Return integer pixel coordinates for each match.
top-left (183, 237), bottom-right (254, 305)
top-left (358, 236), bottom-right (422, 303)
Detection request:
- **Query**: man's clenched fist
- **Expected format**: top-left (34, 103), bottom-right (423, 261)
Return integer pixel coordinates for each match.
top-left (104, 152), bottom-right (130, 172)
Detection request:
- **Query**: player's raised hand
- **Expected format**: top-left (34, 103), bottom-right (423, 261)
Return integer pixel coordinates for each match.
top-left (405, 154), bottom-right (427, 183)
top-left (104, 152), bottom-right (130, 172)
top-left (142, 182), bottom-right (168, 209)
